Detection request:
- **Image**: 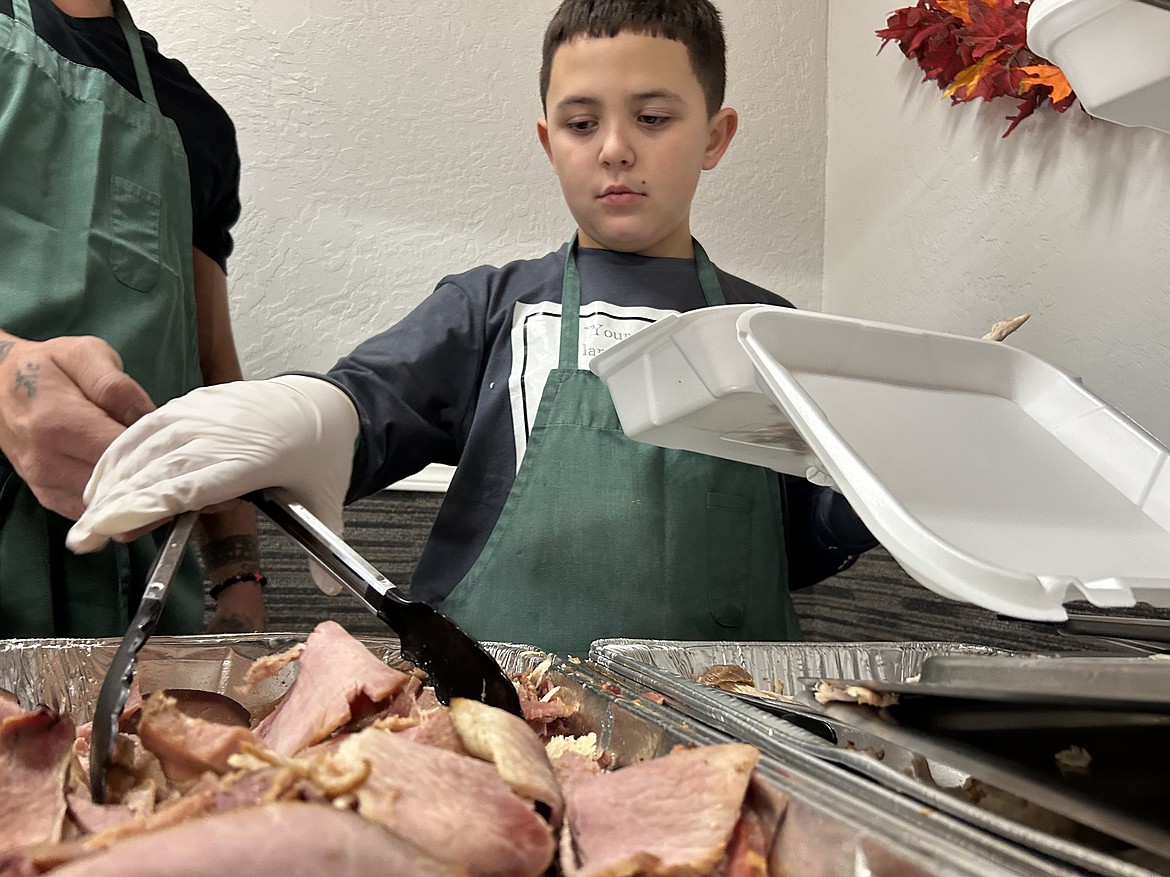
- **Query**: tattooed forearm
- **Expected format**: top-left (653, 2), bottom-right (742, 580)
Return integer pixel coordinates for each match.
top-left (208, 612), bottom-right (256, 634)
top-left (0, 341), bottom-right (13, 364)
top-left (201, 535), bottom-right (261, 571)
top-left (14, 363), bottom-right (39, 397)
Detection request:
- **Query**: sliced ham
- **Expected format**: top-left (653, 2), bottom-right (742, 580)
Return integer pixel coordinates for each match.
top-left (0, 839), bottom-right (90, 876)
top-left (714, 809), bottom-right (769, 877)
top-left (562, 743), bottom-right (759, 877)
top-left (254, 621), bottom-right (412, 755)
top-left (393, 703), bottom-right (469, 754)
top-left (136, 693), bottom-right (259, 785)
top-left (85, 788), bottom-right (216, 852)
top-left (546, 741), bottom-right (604, 795)
top-left (338, 726), bottom-right (555, 877)
top-left (65, 794), bottom-right (136, 836)
top-left (82, 761), bottom-right (333, 854)
top-left (0, 854), bottom-right (42, 876)
top-left (741, 774), bottom-right (789, 876)
top-left (99, 732), bottom-right (170, 812)
top-left (46, 802), bottom-right (464, 877)
top-left (449, 697), bottom-right (563, 826)
top-left (0, 707), bottom-right (75, 854)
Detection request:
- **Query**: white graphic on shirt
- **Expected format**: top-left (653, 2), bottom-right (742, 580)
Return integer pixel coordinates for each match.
top-left (508, 300), bottom-right (674, 470)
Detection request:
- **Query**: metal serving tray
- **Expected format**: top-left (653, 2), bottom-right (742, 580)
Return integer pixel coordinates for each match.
top-left (590, 638), bottom-right (1169, 877)
top-left (0, 633), bottom-right (1085, 877)
top-left (830, 654), bottom-right (1170, 708)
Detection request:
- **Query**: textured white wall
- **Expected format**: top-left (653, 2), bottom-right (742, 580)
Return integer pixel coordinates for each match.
top-left (132, 0), bottom-right (828, 378)
top-left (825, 1), bottom-right (1170, 444)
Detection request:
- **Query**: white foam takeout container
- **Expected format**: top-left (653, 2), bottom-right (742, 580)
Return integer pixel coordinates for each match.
top-left (590, 304), bottom-right (1170, 623)
top-left (1027, 0), bottom-right (1170, 134)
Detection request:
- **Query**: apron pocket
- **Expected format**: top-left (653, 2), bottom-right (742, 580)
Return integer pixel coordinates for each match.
top-left (108, 174), bottom-right (161, 292)
top-left (705, 491), bottom-right (751, 628)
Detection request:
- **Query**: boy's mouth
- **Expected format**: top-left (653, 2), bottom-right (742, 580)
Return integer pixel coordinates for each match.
top-left (598, 185), bottom-right (644, 206)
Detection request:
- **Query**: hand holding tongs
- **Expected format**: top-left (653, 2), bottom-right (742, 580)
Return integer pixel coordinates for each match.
top-left (245, 488), bottom-right (522, 717)
top-left (90, 510), bottom-right (199, 803)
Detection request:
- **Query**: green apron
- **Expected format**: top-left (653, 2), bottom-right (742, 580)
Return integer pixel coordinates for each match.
top-left (442, 237), bottom-right (801, 656)
top-left (0, 0), bottom-right (203, 637)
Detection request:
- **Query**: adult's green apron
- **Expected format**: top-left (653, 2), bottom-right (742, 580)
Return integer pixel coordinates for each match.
top-left (0, 0), bottom-right (203, 637)
top-left (443, 237), bottom-right (802, 656)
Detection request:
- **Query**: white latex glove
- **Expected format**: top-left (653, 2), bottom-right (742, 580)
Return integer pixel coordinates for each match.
top-left (67, 375), bottom-right (360, 595)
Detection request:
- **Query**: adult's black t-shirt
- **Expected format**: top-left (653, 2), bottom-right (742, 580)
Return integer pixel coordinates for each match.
top-left (0, 0), bottom-right (241, 270)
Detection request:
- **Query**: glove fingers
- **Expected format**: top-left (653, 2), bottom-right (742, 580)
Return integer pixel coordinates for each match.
top-left (84, 381), bottom-right (282, 504)
top-left (68, 458), bottom-right (267, 553)
top-left (309, 561), bottom-right (345, 597)
top-left (296, 496), bottom-right (346, 597)
top-left (66, 492), bottom-right (178, 553)
top-left (84, 414), bottom-right (201, 506)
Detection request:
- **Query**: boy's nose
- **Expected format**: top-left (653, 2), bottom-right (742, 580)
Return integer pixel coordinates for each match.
top-left (598, 128), bottom-right (635, 168)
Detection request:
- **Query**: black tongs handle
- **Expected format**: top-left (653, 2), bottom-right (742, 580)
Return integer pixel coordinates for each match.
top-left (90, 510), bottom-right (199, 803)
top-left (246, 488), bottom-right (523, 717)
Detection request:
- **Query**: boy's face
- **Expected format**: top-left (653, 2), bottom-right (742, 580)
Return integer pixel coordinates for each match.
top-left (538, 32), bottom-right (737, 259)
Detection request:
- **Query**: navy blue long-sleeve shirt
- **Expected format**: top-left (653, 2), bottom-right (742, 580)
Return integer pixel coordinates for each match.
top-left (323, 243), bottom-right (876, 605)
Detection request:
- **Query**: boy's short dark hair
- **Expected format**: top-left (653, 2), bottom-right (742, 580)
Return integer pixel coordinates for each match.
top-left (540, 0), bottom-right (727, 117)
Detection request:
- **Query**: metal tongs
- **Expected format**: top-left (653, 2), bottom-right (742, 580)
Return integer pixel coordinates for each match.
top-left (246, 488), bottom-right (522, 717)
top-left (90, 510), bottom-right (199, 803)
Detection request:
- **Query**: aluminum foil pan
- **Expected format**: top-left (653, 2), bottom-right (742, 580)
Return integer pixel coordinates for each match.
top-left (589, 639), bottom-right (1017, 697)
top-left (0, 632), bottom-right (1079, 877)
top-left (590, 639), bottom-right (1166, 877)
top-left (1, 634), bottom-right (321, 721)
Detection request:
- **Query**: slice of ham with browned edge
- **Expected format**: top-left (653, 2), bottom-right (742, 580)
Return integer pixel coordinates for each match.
top-left (0, 706), bottom-right (76, 856)
top-left (43, 802), bottom-right (465, 877)
top-left (252, 620), bottom-right (414, 755)
top-left (713, 775), bottom-right (788, 877)
top-left (561, 743), bottom-right (760, 877)
top-left (135, 693), bottom-right (260, 786)
top-left (337, 725), bottom-right (556, 877)
top-left (448, 696), bottom-right (564, 827)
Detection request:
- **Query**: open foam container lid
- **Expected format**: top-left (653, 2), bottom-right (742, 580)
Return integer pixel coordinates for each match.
top-left (590, 304), bottom-right (1170, 622)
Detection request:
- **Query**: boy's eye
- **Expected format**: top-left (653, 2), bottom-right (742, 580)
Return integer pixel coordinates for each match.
top-left (566, 119), bottom-right (596, 133)
top-left (638, 114), bottom-right (669, 126)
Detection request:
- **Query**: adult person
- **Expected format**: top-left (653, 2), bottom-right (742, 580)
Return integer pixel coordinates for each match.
top-left (0, 0), bottom-right (265, 635)
top-left (70, 0), bottom-right (876, 655)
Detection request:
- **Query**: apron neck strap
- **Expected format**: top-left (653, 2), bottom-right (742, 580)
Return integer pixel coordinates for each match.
top-left (559, 234), bottom-right (583, 369)
top-left (112, 1), bottom-right (159, 111)
top-left (693, 240), bottom-right (726, 307)
top-left (559, 234), bottom-right (726, 369)
top-left (11, 0), bottom-right (33, 27)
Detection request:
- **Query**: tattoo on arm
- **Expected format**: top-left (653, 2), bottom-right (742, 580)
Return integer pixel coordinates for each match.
top-left (201, 535), bottom-right (261, 572)
top-left (0, 341), bottom-right (13, 364)
top-left (14, 363), bottom-right (39, 397)
top-left (211, 612), bottom-right (256, 634)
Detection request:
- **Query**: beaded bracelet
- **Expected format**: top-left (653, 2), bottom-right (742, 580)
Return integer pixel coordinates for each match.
top-left (209, 570), bottom-right (268, 600)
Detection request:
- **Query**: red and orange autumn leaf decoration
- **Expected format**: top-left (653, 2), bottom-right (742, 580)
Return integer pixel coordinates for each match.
top-left (877, 0), bottom-right (1078, 136)
top-left (1017, 63), bottom-right (1074, 103)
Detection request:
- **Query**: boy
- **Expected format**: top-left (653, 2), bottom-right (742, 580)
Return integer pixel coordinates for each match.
top-left (69, 0), bottom-right (875, 655)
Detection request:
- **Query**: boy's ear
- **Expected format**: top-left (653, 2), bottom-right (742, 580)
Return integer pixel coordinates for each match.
top-left (702, 107), bottom-right (739, 171)
top-left (537, 117), bottom-right (554, 163)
